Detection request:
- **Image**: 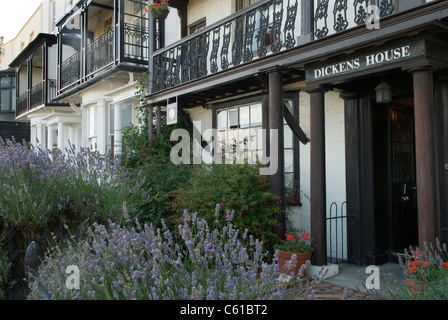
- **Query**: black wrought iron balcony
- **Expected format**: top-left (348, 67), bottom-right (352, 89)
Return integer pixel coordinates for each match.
top-left (16, 92), bottom-right (28, 117)
top-left (15, 79), bottom-right (59, 117)
top-left (30, 82), bottom-right (43, 108)
top-left (124, 23), bottom-right (149, 62)
top-left (61, 52), bottom-right (81, 90)
top-left (87, 29), bottom-right (114, 75)
top-left (152, 0), bottom-right (302, 93)
top-left (151, 0), bottom-right (440, 94)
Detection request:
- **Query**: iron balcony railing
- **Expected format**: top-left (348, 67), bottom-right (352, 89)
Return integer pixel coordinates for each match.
top-left (151, 0), bottom-right (437, 94)
top-left (30, 82), bottom-right (43, 108)
top-left (16, 79), bottom-right (58, 117)
top-left (17, 92), bottom-right (28, 116)
top-left (61, 51), bottom-right (81, 90)
top-left (124, 23), bottom-right (149, 62)
top-left (87, 29), bottom-right (114, 75)
top-left (152, 0), bottom-right (301, 93)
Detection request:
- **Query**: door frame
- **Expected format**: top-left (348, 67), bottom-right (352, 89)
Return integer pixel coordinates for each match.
top-left (344, 88), bottom-right (418, 265)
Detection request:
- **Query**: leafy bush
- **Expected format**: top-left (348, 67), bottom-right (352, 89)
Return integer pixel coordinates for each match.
top-left (121, 119), bottom-right (194, 229)
top-left (174, 163), bottom-right (281, 254)
top-left (27, 209), bottom-right (320, 300)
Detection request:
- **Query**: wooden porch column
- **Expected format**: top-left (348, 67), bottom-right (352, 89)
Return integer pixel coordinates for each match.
top-left (412, 68), bottom-right (440, 247)
top-left (268, 68), bottom-right (285, 239)
top-left (309, 88), bottom-right (327, 266)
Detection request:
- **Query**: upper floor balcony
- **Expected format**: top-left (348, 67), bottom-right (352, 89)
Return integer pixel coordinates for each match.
top-left (9, 34), bottom-right (67, 119)
top-left (150, 0), bottom-right (444, 100)
top-left (56, 0), bottom-right (149, 97)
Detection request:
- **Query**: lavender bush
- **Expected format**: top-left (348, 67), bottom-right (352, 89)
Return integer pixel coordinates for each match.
top-left (28, 205), bottom-right (323, 300)
top-left (0, 137), bottom-right (150, 228)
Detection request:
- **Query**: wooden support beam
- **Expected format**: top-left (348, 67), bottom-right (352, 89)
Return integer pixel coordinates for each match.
top-left (412, 67), bottom-right (440, 247)
top-left (283, 103), bottom-right (309, 145)
top-left (309, 88), bottom-right (327, 266)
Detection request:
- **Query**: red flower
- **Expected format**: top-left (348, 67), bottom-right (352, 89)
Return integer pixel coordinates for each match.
top-left (286, 234), bottom-right (294, 240)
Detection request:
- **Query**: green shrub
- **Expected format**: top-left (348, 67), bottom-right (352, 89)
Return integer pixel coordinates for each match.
top-left (121, 115), bottom-right (193, 229)
top-left (174, 163), bottom-right (281, 254)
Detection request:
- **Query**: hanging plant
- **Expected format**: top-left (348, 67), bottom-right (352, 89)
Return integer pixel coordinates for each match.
top-left (145, 0), bottom-right (170, 20)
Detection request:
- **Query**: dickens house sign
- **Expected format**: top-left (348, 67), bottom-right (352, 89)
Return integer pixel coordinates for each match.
top-left (306, 40), bottom-right (425, 82)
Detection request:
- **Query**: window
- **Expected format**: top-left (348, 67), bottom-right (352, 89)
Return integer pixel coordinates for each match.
top-left (236, 0), bottom-right (260, 11)
top-left (213, 93), bottom-right (301, 204)
top-left (108, 103), bottom-right (133, 151)
top-left (190, 19), bottom-right (206, 35)
top-left (0, 75), bottom-right (16, 113)
top-left (89, 106), bottom-right (97, 150)
top-left (216, 102), bottom-right (263, 163)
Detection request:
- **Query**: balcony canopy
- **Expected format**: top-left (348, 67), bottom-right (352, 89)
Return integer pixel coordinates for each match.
top-left (9, 34), bottom-right (57, 68)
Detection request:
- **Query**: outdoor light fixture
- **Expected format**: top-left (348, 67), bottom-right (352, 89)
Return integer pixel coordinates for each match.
top-left (375, 80), bottom-right (392, 104)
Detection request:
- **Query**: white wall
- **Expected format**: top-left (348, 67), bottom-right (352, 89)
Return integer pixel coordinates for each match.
top-left (297, 90), bottom-right (347, 260)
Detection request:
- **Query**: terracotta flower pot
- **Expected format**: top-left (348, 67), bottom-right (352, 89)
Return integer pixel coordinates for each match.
top-left (277, 250), bottom-right (312, 277)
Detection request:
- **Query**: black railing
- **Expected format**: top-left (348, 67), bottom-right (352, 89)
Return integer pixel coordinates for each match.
top-left (47, 79), bottom-right (57, 102)
top-left (16, 92), bottom-right (28, 116)
top-left (152, 0), bottom-right (300, 93)
top-left (124, 23), bottom-right (149, 62)
top-left (87, 29), bottom-right (114, 75)
top-left (61, 51), bottom-right (81, 90)
top-left (151, 0), bottom-right (440, 94)
top-left (30, 82), bottom-right (43, 108)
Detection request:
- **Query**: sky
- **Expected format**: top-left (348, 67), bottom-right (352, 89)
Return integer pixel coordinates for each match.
top-left (0, 0), bottom-right (42, 43)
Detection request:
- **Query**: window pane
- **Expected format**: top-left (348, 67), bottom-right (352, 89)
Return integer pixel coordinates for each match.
top-left (238, 128), bottom-right (249, 151)
top-left (284, 124), bottom-right (292, 148)
top-left (285, 173), bottom-right (294, 189)
top-left (240, 106), bottom-right (249, 128)
top-left (250, 103), bottom-right (262, 126)
top-left (284, 149), bottom-right (294, 173)
top-left (217, 110), bottom-right (227, 129)
top-left (227, 130), bottom-right (238, 152)
top-left (121, 104), bottom-right (132, 127)
top-left (217, 130), bottom-right (226, 153)
top-left (1, 77), bottom-right (12, 88)
top-left (0, 90), bottom-right (11, 112)
top-left (229, 108), bottom-right (238, 129)
top-left (89, 107), bottom-right (95, 137)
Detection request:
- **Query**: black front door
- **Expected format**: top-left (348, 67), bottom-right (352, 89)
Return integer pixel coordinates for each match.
top-left (389, 104), bottom-right (418, 250)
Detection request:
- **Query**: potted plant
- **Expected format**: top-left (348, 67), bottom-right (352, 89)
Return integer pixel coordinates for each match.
top-left (146, 0), bottom-right (170, 20)
top-left (398, 239), bottom-right (448, 295)
top-left (274, 233), bottom-right (313, 277)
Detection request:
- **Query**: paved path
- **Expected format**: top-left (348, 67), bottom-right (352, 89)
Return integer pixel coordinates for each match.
top-left (304, 262), bottom-right (405, 300)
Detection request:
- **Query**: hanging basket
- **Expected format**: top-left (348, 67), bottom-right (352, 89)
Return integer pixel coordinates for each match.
top-left (151, 9), bottom-right (169, 20)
